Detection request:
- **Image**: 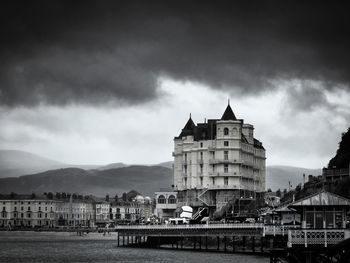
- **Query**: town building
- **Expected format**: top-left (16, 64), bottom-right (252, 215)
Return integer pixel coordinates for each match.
top-left (0, 193), bottom-right (59, 228)
top-left (110, 201), bottom-right (141, 224)
top-left (154, 191), bottom-right (177, 220)
top-left (323, 166), bottom-right (350, 183)
top-left (173, 104), bottom-right (266, 215)
top-left (55, 195), bottom-right (95, 227)
top-left (288, 190), bottom-right (350, 229)
top-left (92, 198), bottom-right (111, 226)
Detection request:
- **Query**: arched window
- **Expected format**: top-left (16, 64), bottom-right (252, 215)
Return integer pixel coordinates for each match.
top-left (168, 195), bottom-right (176, 204)
top-left (224, 128), bottom-right (229, 135)
top-left (158, 195), bottom-right (166, 204)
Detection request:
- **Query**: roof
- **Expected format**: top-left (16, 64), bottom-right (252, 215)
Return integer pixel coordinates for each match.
top-left (221, 104), bottom-right (237, 120)
top-left (289, 190), bottom-right (350, 207)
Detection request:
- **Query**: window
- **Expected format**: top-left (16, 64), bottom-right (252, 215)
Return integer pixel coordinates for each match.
top-left (158, 195), bottom-right (166, 204)
top-left (200, 177), bottom-right (203, 186)
top-left (200, 142), bottom-right (203, 147)
top-left (224, 164), bottom-right (228, 173)
top-left (27, 207), bottom-right (31, 211)
top-left (184, 153), bottom-right (187, 161)
top-left (184, 165), bottom-right (187, 174)
top-left (168, 195), bottom-right (176, 204)
top-left (212, 178), bottom-right (215, 185)
top-left (224, 128), bottom-right (229, 135)
top-left (200, 152), bottom-right (203, 160)
top-left (224, 141), bottom-right (229, 147)
top-left (224, 151), bottom-right (228, 160)
top-left (39, 207), bottom-right (41, 211)
top-left (2, 207), bottom-right (5, 211)
top-left (200, 164), bottom-right (203, 174)
top-left (224, 177), bottom-right (228, 185)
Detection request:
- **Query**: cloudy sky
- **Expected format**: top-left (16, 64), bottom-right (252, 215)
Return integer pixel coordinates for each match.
top-left (0, 1), bottom-right (349, 168)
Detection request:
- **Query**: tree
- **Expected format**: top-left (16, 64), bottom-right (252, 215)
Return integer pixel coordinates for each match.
top-left (276, 189), bottom-right (281, 197)
top-left (122, 192), bottom-right (127, 201)
top-left (267, 188), bottom-right (272, 192)
top-left (295, 183), bottom-right (302, 192)
top-left (105, 195), bottom-right (110, 202)
top-left (114, 194), bottom-right (118, 202)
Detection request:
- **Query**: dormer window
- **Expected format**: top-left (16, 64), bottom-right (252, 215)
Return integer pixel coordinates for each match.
top-left (224, 128), bottom-right (229, 135)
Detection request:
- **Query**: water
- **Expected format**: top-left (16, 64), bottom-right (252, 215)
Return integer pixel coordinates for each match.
top-left (0, 232), bottom-right (269, 263)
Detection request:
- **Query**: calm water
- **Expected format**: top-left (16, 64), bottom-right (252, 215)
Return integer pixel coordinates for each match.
top-left (0, 232), bottom-right (268, 263)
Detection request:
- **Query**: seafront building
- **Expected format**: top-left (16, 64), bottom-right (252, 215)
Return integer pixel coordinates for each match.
top-left (0, 193), bottom-right (59, 228)
top-left (55, 195), bottom-right (95, 227)
top-left (154, 191), bottom-right (177, 220)
top-left (173, 104), bottom-right (266, 215)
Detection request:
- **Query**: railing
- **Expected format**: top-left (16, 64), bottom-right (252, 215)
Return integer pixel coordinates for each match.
top-left (115, 223), bottom-right (264, 230)
top-left (287, 229), bottom-right (350, 248)
top-left (209, 159), bottom-right (241, 164)
top-left (208, 172), bottom-right (239, 177)
top-left (263, 225), bottom-right (300, 236)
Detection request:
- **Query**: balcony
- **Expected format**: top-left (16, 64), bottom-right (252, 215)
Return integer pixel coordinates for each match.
top-left (209, 158), bottom-right (241, 164)
top-left (206, 184), bottom-right (239, 190)
top-left (208, 172), bottom-right (238, 177)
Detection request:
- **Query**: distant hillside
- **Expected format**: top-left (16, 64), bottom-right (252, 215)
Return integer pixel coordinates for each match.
top-left (266, 165), bottom-right (322, 191)
top-left (0, 150), bottom-right (66, 178)
top-left (0, 149), bottom-right (100, 178)
top-left (0, 165), bottom-right (173, 197)
top-left (97, 162), bottom-right (128, 170)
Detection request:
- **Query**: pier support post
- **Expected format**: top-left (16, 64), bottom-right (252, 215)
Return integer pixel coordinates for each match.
top-left (232, 236), bottom-right (235, 253)
top-left (252, 236), bottom-right (255, 253)
top-left (242, 236), bottom-right (246, 252)
top-left (199, 236), bottom-right (201, 250)
top-left (224, 236), bottom-right (227, 252)
top-left (122, 235), bottom-right (125, 246)
top-left (217, 236), bottom-right (220, 251)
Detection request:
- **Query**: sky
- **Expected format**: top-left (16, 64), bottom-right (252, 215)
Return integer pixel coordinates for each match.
top-left (0, 1), bottom-right (349, 168)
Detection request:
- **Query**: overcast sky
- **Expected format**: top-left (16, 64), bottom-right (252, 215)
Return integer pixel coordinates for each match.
top-left (0, 1), bottom-right (349, 168)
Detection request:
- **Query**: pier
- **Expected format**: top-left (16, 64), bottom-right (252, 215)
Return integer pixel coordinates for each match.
top-left (115, 223), bottom-right (350, 262)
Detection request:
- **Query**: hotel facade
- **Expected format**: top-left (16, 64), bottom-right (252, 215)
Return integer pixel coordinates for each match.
top-left (173, 104), bottom-right (266, 214)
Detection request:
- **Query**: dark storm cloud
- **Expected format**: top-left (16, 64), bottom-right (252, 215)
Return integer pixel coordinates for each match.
top-left (1, 0), bottom-right (350, 107)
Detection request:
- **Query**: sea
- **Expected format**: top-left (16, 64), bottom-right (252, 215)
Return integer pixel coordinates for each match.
top-left (0, 232), bottom-right (269, 263)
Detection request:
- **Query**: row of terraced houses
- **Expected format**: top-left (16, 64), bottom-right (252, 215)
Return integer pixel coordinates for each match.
top-left (0, 193), bottom-right (153, 229)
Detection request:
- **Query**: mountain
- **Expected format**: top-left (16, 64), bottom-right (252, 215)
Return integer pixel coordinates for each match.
top-left (97, 162), bottom-right (128, 170)
top-left (0, 150), bottom-right (67, 178)
top-left (266, 165), bottom-right (322, 191)
top-left (0, 150), bottom-right (100, 178)
top-left (157, 161), bottom-right (173, 169)
top-left (0, 165), bottom-right (173, 197)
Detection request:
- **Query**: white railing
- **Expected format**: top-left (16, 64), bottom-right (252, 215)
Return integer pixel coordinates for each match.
top-left (263, 225), bottom-right (300, 236)
top-left (115, 223), bottom-right (264, 230)
top-left (287, 229), bottom-right (350, 248)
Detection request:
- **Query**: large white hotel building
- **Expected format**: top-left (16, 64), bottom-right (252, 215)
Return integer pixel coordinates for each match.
top-left (173, 104), bottom-right (266, 215)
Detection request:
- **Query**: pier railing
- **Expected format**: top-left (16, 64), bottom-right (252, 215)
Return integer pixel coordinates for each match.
top-left (115, 223), bottom-right (264, 230)
top-left (287, 229), bottom-right (350, 248)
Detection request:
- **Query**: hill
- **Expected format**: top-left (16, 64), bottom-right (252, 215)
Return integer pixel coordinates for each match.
top-left (0, 165), bottom-right (173, 197)
top-left (0, 150), bottom-right (67, 178)
top-left (328, 127), bottom-right (350, 169)
top-left (0, 149), bottom-right (100, 178)
top-left (266, 165), bottom-right (322, 191)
